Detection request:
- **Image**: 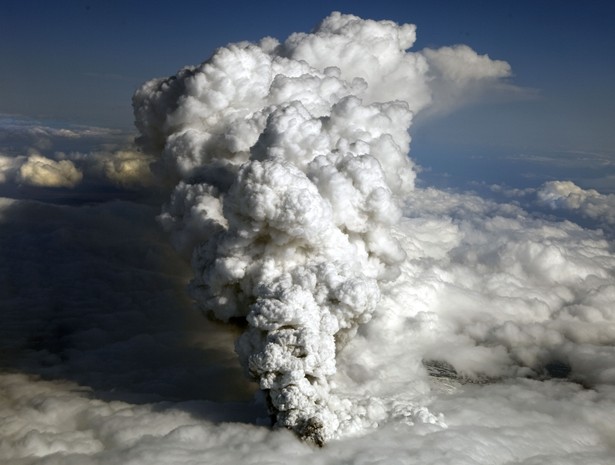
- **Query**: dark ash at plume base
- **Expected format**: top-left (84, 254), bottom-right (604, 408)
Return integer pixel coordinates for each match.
top-left (133, 12), bottom-right (512, 443)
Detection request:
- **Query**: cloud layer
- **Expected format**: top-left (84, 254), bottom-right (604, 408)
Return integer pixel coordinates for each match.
top-left (0, 149), bottom-right (155, 192)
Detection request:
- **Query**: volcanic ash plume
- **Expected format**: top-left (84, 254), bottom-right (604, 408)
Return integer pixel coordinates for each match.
top-left (133, 12), bottom-right (508, 444)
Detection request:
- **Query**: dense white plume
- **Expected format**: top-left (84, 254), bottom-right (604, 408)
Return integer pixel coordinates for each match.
top-left (133, 12), bottom-right (515, 443)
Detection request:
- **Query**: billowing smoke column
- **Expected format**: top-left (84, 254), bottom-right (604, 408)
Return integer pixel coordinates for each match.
top-left (133, 12), bottom-right (508, 444)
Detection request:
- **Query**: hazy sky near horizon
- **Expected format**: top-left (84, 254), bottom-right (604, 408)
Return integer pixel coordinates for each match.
top-left (1, 0), bottom-right (614, 159)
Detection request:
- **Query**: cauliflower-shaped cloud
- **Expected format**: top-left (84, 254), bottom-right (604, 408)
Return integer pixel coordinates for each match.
top-left (133, 11), bottom-right (517, 444)
top-left (18, 154), bottom-right (82, 188)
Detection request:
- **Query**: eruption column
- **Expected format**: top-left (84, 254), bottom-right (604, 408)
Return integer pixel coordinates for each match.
top-left (134, 12), bottom-right (433, 443)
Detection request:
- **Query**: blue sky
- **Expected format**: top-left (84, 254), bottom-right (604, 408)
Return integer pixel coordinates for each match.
top-left (1, 0), bottom-right (614, 190)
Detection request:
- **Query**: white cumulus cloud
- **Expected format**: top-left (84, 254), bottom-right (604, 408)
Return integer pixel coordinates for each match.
top-left (18, 154), bottom-right (83, 188)
top-left (537, 180), bottom-right (615, 225)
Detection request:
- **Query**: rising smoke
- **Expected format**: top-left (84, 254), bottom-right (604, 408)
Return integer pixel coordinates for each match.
top-left (133, 12), bottom-right (513, 444)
